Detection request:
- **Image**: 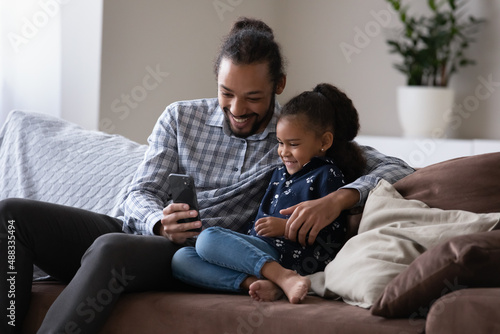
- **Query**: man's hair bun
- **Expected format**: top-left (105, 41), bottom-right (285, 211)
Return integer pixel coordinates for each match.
top-left (229, 17), bottom-right (274, 39)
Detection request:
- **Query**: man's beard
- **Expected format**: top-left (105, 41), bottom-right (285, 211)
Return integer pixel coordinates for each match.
top-left (224, 94), bottom-right (276, 138)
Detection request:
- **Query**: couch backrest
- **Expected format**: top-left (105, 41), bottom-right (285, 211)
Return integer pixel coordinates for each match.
top-left (0, 110), bottom-right (147, 217)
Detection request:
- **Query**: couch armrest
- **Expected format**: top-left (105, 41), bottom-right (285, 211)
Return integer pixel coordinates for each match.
top-left (426, 288), bottom-right (500, 334)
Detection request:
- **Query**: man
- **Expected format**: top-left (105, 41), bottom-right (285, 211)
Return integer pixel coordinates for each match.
top-left (0, 17), bottom-right (414, 334)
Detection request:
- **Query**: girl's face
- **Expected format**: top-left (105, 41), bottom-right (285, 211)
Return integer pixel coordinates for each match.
top-left (276, 115), bottom-right (332, 175)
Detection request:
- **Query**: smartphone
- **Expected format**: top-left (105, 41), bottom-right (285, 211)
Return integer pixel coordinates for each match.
top-left (168, 173), bottom-right (201, 232)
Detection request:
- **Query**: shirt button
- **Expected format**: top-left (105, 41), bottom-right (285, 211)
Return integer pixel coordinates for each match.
top-left (233, 167), bottom-right (239, 172)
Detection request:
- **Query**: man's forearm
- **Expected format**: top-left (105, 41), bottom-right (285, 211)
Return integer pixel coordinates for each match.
top-left (348, 145), bottom-right (416, 206)
top-left (324, 188), bottom-right (360, 212)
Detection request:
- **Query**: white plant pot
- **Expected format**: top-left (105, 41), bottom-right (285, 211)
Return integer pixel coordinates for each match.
top-left (397, 86), bottom-right (455, 138)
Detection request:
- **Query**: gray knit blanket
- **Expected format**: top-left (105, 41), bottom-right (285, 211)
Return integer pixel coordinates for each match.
top-left (0, 110), bottom-right (147, 217)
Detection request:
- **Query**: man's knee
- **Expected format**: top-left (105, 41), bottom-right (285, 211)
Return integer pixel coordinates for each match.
top-left (82, 233), bottom-right (180, 290)
top-left (82, 233), bottom-right (177, 266)
top-left (83, 233), bottom-right (130, 262)
top-left (0, 198), bottom-right (25, 219)
top-left (0, 198), bottom-right (32, 233)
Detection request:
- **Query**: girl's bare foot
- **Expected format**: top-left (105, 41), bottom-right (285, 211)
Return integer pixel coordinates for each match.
top-left (260, 261), bottom-right (311, 304)
top-left (248, 280), bottom-right (284, 302)
top-left (278, 273), bottom-right (311, 304)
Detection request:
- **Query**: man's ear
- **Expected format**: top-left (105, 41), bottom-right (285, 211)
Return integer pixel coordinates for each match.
top-left (321, 131), bottom-right (334, 151)
top-left (275, 75), bottom-right (286, 95)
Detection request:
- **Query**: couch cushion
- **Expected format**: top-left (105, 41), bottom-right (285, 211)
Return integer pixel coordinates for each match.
top-left (24, 282), bottom-right (426, 334)
top-left (371, 230), bottom-right (500, 318)
top-left (393, 152), bottom-right (500, 213)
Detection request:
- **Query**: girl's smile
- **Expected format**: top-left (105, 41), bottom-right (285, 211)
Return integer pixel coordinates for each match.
top-left (276, 114), bottom-right (332, 175)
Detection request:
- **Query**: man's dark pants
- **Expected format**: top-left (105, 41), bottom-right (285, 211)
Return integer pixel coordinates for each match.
top-left (0, 198), bottom-right (186, 334)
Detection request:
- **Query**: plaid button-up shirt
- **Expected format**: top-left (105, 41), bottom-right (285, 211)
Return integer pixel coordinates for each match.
top-left (121, 98), bottom-right (414, 235)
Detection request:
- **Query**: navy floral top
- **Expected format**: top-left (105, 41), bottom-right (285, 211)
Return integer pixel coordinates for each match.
top-left (248, 156), bottom-right (347, 276)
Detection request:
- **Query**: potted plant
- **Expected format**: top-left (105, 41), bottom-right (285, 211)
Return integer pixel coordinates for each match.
top-left (385, 0), bottom-right (485, 137)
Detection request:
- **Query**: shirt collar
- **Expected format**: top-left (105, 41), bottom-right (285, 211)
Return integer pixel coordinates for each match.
top-left (284, 156), bottom-right (335, 179)
top-left (206, 100), bottom-right (280, 141)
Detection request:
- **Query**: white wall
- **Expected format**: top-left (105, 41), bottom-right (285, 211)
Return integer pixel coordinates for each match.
top-left (99, 0), bottom-right (500, 144)
top-left (453, 1), bottom-right (500, 139)
top-left (0, 0), bottom-right (102, 131)
top-left (278, 0), bottom-right (500, 140)
top-left (98, 0), bottom-right (280, 144)
top-left (60, 0), bottom-right (102, 131)
top-left (278, 0), bottom-right (403, 135)
top-left (3, 0), bottom-right (499, 144)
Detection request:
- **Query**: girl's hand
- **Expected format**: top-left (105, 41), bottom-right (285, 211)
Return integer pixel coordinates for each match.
top-left (254, 217), bottom-right (287, 237)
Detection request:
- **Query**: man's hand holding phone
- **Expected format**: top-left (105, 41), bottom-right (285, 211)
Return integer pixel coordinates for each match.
top-left (154, 174), bottom-right (202, 243)
top-left (154, 203), bottom-right (201, 243)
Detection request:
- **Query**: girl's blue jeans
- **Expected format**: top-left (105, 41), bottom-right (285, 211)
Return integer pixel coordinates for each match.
top-left (172, 226), bottom-right (280, 292)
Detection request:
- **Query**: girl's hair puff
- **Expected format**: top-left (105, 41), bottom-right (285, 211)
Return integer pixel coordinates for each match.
top-left (280, 83), bottom-right (366, 183)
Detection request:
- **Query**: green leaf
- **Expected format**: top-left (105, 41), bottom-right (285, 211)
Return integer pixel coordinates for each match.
top-left (449, 0), bottom-right (457, 11)
top-left (428, 0), bottom-right (437, 11)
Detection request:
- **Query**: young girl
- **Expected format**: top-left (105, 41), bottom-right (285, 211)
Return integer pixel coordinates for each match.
top-left (171, 83), bottom-right (366, 303)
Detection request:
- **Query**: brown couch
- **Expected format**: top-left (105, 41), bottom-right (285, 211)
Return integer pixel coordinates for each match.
top-left (2, 111), bottom-right (500, 334)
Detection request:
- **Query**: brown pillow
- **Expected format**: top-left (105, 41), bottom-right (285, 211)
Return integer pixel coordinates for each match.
top-left (371, 230), bottom-right (500, 318)
top-left (393, 152), bottom-right (500, 213)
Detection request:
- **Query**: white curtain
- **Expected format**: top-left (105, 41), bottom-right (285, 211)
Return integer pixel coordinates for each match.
top-left (0, 0), bottom-right (7, 127)
top-left (0, 0), bottom-right (62, 129)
